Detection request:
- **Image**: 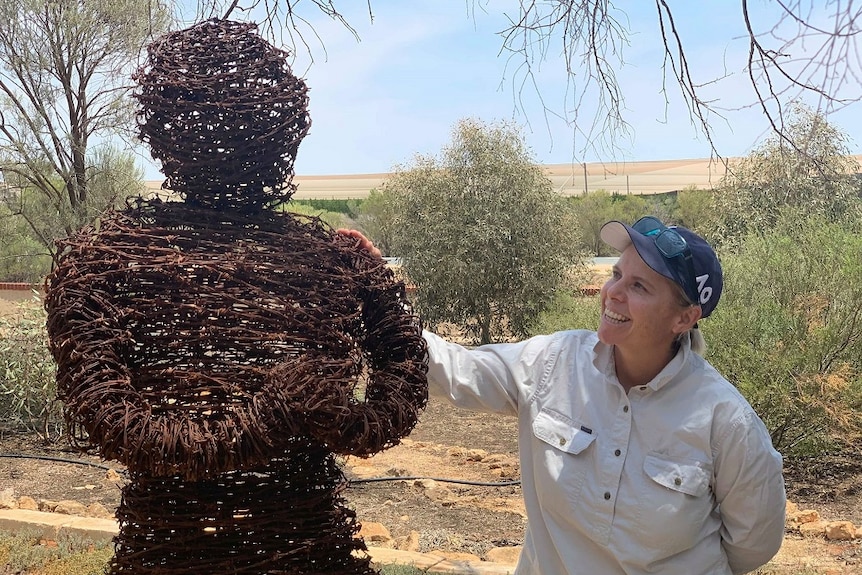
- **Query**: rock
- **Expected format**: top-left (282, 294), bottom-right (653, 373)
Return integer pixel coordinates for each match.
top-left (357, 522), bottom-right (391, 543)
top-left (799, 521), bottom-right (828, 538)
top-left (85, 502), bottom-right (114, 519)
top-left (785, 500), bottom-right (799, 516)
top-left (482, 453), bottom-right (509, 465)
top-left (0, 488), bottom-right (15, 509)
top-left (414, 478), bottom-right (439, 490)
top-left (428, 549), bottom-right (482, 563)
top-left (38, 499), bottom-right (59, 512)
top-left (792, 509), bottom-right (821, 524)
top-left (105, 469), bottom-right (122, 482)
top-left (446, 446), bottom-right (467, 458)
top-left (484, 546), bottom-right (522, 565)
top-left (465, 449), bottom-right (488, 461)
top-left (53, 499), bottom-right (88, 516)
top-left (825, 521), bottom-right (856, 541)
top-left (391, 531), bottom-right (420, 552)
top-left (416, 480), bottom-right (452, 503)
top-left (17, 496), bottom-right (38, 510)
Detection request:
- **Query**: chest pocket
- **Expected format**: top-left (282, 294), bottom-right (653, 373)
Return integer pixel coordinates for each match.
top-left (643, 454), bottom-right (712, 497)
top-left (533, 409), bottom-right (596, 455)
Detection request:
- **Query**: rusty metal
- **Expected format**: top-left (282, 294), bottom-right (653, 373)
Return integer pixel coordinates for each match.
top-left (44, 19), bottom-right (427, 575)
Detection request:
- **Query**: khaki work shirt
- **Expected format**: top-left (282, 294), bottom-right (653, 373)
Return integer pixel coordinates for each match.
top-left (424, 329), bottom-right (786, 575)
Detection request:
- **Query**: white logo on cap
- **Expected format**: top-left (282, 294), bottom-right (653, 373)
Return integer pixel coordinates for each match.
top-left (696, 274), bottom-right (712, 304)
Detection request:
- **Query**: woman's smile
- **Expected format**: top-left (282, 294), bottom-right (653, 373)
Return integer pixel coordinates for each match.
top-left (602, 308), bottom-right (630, 324)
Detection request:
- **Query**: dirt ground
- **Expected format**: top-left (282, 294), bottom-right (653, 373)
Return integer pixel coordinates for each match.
top-left (1, 291), bottom-right (860, 569)
top-left (1, 398), bottom-right (861, 572)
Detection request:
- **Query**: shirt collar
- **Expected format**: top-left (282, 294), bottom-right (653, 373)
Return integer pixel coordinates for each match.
top-left (591, 332), bottom-right (692, 392)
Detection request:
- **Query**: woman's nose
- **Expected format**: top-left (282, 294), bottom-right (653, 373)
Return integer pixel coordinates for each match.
top-left (603, 278), bottom-right (623, 301)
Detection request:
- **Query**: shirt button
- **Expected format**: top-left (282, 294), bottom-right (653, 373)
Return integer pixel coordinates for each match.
top-left (674, 477), bottom-right (682, 486)
top-left (603, 492), bottom-right (611, 500)
top-left (559, 437), bottom-right (567, 446)
top-left (614, 449), bottom-right (621, 457)
top-left (623, 405), bottom-right (629, 413)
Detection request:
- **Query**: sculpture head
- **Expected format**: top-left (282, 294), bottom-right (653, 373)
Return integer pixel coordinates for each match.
top-left (133, 19), bottom-right (310, 212)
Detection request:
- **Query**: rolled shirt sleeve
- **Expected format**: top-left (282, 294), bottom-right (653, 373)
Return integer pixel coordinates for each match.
top-left (423, 329), bottom-right (554, 416)
top-left (714, 409), bottom-right (787, 574)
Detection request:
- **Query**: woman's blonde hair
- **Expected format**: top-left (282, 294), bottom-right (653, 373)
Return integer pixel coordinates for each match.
top-left (688, 326), bottom-right (706, 356)
top-left (671, 282), bottom-right (707, 356)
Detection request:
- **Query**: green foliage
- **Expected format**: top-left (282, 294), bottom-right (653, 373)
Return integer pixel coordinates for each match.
top-left (0, 530), bottom-right (440, 575)
top-left (704, 213), bottom-right (862, 456)
top-left (282, 200), bottom-right (351, 229)
top-left (710, 103), bottom-right (862, 246)
top-left (0, 202), bottom-right (51, 282)
top-left (0, 528), bottom-right (112, 575)
top-left (0, 298), bottom-right (60, 437)
top-left (673, 186), bottom-right (715, 234)
top-left (3, 148), bottom-right (147, 253)
top-left (530, 291), bottom-right (601, 335)
top-left (383, 118), bottom-right (584, 344)
top-left (291, 198), bottom-right (355, 215)
top-left (355, 189), bottom-right (396, 256)
top-left (569, 191), bottom-right (650, 255)
top-left (0, 0), bottom-right (169, 251)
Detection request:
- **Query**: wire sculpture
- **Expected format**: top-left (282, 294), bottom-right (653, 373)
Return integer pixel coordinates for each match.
top-left (44, 19), bottom-right (428, 574)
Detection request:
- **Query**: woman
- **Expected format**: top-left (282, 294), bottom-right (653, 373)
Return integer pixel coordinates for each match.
top-left (340, 217), bottom-right (786, 574)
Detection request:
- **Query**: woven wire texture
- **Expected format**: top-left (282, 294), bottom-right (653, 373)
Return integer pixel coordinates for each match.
top-left (111, 448), bottom-right (375, 574)
top-left (44, 18), bottom-right (428, 575)
top-left (133, 19), bottom-right (310, 212)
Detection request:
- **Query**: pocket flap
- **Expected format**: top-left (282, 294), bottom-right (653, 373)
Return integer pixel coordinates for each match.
top-left (643, 454), bottom-right (711, 497)
top-left (533, 410), bottom-right (596, 455)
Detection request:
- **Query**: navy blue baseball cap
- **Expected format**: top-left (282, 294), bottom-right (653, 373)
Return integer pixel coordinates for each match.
top-left (600, 217), bottom-right (723, 318)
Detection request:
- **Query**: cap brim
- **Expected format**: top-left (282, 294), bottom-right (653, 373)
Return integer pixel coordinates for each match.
top-left (600, 220), bottom-right (678, 289)
top-left (599, 221), bottom-right (634, 253)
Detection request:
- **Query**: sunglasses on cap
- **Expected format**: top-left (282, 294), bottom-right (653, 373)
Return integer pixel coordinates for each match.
top-left (632, 216), bottom-right (699, 304)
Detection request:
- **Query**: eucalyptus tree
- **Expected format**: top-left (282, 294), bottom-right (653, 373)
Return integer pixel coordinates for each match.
top-left (0, 0), bottom-right (171, 251)
top-left (382, 118), bottom-right (583, 345)
top-left (710, 104), bottom-right (862, 246)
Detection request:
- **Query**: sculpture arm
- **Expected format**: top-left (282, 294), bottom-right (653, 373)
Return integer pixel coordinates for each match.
top-left (267, 236), bottom-right (429, 457)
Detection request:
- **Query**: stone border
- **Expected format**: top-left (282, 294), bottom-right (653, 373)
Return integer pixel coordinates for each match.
top-left (0, 508), bottom-right (516, 575)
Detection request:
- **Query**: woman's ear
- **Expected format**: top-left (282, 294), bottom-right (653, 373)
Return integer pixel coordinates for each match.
top-left (674, 304), bottom-right (703, 335)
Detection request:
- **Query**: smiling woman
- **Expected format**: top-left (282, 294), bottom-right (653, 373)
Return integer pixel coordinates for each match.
top-left (345, 214), bottom-right (788, 575)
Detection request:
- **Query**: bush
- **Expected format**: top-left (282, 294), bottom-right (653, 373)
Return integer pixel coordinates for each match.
top-left (0, 529), bottom-right (112, 575)
top-left (0, 296), bottom-right (61, 437)
top-left (704, 214), bottom-right (862, 457)
top-left (530, 291), bottom-right (600, 335)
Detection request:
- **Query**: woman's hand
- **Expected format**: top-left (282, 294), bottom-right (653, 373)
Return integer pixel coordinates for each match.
top-left (336, 228), bottom-right (383, 259)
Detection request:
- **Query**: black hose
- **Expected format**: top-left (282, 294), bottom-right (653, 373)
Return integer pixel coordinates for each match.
top-left (0, 453), bottom-right (116, 472)
top-left (0, 453), bottom-right (522, 487)
top-left (349, 475), bottom-right (521, 487)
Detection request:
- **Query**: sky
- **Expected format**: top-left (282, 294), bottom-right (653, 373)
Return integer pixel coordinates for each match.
top-left (139, 1), bottom-right (862, 179)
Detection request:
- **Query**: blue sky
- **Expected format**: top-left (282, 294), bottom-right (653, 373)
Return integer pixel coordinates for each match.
top-left (141, 1), bottom-right (862, 179)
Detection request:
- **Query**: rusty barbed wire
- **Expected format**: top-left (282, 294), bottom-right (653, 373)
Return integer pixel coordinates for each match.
top-left (133, 19), bottom-right (310, 212)
top-left (111, 449), bottom-right (375, 574)
top-left (44, 18), bottom-right (428, 575)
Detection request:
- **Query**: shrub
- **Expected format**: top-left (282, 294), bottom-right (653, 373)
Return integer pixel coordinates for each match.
top-left (0, 296), bottom-right (61, 438)
top-left (704, 214), bottom-right (862, 457)
top-left (530, 291), bottom-right (600, 335)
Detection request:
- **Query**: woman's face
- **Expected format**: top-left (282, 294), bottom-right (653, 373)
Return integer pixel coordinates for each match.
top-left (598, 245), bottom-right (698, 354)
